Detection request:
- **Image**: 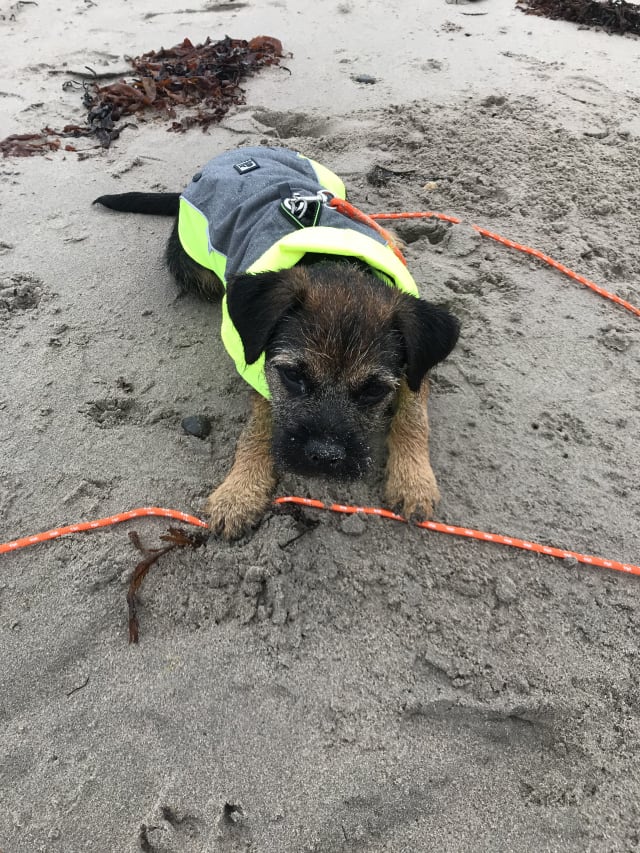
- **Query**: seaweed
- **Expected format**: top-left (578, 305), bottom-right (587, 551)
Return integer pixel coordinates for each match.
top-left (1, 34), bottom-right (284, 156)
top-left (517, 0), bottom-right (640, 35)
top-left (127, 525), bottom-right (208, 644)
top-left (0, 130), bottom-right (62, 157)
top-left (86, 35), bottom-right (283, 135)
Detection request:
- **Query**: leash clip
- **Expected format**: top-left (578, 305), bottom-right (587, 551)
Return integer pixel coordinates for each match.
top-left (281, 190), bottom-right (334, 229)
top-left (289, 189), bottom-right (334, 206)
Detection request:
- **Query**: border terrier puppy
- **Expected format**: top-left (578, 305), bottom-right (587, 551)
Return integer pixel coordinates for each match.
top-left (94, 146), bottom-right (459, 538)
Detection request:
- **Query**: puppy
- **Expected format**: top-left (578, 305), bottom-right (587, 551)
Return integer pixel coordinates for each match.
top-left (94, 146), bottom-right (459, 538)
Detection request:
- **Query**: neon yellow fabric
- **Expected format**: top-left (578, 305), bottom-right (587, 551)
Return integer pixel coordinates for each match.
top-left (177, 153), bottom-right (420, 399)
top-left (178, 198), bottom-right (228, 282)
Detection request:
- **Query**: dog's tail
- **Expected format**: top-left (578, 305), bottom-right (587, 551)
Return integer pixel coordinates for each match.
top-left (93, 192), bottom-right (180, 216)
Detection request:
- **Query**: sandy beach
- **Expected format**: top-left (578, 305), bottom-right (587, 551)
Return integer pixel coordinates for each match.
top-left (1, 0), bottom-right (640, 850)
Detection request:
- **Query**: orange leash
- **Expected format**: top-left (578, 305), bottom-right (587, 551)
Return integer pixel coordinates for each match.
top-left (1, 209), bottom-right (638, 575)
top-left (1, 500), bottom-right (639, 578)
top-left (329, 197), bottom-right (408, 265)
top-left (0, 508), bottom-right (207, 555)
top-left (369, 210), bottom-right (640, 319)
top-left (274, 497), bottom-right (640, 577)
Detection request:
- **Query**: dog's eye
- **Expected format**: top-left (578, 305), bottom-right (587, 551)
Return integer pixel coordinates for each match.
top-left (278, 365), bottom-right (308, 396)
top-left (354, 379), bottom-right (392, 406)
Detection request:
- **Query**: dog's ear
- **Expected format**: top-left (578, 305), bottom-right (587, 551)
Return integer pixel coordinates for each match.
top-left (226, 270), bottom-right (304, 364)
top-left (394, 295), bottom-right (460, 392)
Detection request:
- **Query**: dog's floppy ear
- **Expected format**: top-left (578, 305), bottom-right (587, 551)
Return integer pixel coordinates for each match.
top-left (394, 295), bottom-right (460, 392)
top-left (227, 270), bottom-right (303, 364)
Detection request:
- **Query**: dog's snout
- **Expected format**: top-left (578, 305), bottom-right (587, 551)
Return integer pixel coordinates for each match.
top-left (304, 436), bottom-right (347, 468)
top-left (273, 423), bottom-right (368, 480)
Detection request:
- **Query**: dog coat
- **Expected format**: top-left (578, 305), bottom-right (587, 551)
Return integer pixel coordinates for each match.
top-left (178, 146), bottom-right (419, 398)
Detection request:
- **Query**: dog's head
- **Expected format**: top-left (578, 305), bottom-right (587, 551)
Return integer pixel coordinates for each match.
top-left (226, 261), bottom-right (459, 479)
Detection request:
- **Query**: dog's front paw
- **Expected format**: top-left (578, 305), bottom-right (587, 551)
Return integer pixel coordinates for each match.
top-left (385, 469), bottom-right (441, 522)
top-left (205, 482), bottom-right (272, 540)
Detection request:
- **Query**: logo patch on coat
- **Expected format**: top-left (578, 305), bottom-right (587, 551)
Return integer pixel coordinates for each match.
top-left (233, 158), bottom-right (260, 175)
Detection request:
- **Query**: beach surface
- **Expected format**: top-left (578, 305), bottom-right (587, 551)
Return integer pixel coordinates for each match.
top-left (1, 1), bottom-right (640, 850)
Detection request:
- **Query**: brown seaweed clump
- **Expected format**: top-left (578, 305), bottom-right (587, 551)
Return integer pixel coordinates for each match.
top-left (517, 0), bottom-right (640, 35)
top-left (0, 34), bottom-right (284, 157)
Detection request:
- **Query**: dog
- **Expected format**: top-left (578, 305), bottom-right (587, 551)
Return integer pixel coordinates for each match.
top-left (94, 146), bottom-right (460, 539)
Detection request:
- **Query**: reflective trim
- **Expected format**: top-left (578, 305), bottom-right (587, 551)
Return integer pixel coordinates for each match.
top-left (178, 173), bottom-right (420, 401)
top-left (178, 197), bottom-right (228, 282)
top-left (177, 196), bottom-right (270, 393)
top-left (221, 297), bottom-right (269, 397)
top-left (247, 227), bottom-right (419, 296)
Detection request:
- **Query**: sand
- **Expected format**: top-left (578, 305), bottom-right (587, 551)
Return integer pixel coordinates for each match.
top-left (1, 0), bottom-right (640, 850)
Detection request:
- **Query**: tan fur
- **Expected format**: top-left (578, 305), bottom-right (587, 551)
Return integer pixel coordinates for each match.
top-left (96, 177), bottom-right (457, 540)
top-left (203, 264), bottom-right (454, 538)
top-left (385, 377), bottom-right (440, 519)
top-left (264, 267), bottom-right (411, 393)
top-left (205, 393), bottom-right (277, 539)
top-left (207, 377), bottom-right (440, 538)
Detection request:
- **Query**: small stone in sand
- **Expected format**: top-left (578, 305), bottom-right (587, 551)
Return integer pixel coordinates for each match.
top-left (181, 415), bottom-right (212, 439)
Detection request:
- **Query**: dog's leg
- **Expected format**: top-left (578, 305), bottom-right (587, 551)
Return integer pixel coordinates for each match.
top-left (205, 393), bottom-right (277, 539)
top-left (385, 377), bottom-right (440, 520)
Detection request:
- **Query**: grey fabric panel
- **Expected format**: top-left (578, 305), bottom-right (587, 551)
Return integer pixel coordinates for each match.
top-left (180, 146), bottom-right (385, 279)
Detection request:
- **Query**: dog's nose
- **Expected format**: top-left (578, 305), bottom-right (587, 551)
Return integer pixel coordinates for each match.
top-left (304, 437), bottom-right (347, 468)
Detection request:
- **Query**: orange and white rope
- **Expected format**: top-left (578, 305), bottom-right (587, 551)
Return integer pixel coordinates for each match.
top-left (1, 208), bottom-right (638, 577)
top-left (0, 507), bottom-right (207, 555)
top-left (274, 497), bottom-right (640, 577)
top-left (1, 499), bottom-right (638, 578)
top-left (369, 210), bottom-right (640, 319)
